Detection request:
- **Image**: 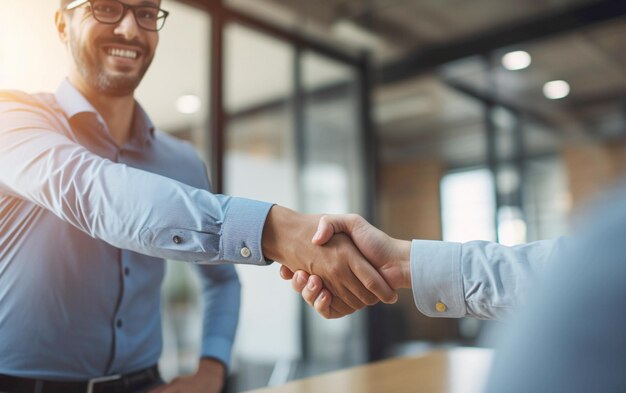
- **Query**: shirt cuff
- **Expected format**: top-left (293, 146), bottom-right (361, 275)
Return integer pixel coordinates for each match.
top-left (410, 239), bottom-right (466, 318)
top-left (220, 198), bottom-right (274, 266)
top-left (201, 336), bottom-right (234, 370)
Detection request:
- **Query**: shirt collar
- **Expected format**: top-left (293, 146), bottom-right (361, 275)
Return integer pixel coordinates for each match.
top-left (55, 79), bottom-right (156, 146)
top-left (55, 78), bottom-right (101, 121)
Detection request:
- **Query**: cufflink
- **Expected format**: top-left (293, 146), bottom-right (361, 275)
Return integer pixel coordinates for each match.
top-left (435, 301), bottom-right (447, 313)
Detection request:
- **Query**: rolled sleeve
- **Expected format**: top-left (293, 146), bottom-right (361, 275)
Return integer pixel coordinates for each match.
top-left (410, 239), bottom-right (466, 318)
top-left (220, 198), bottom-right (274, 266)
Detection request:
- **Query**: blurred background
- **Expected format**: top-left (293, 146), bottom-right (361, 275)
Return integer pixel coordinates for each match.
top-left (2, 0), bottom-right (626, 391)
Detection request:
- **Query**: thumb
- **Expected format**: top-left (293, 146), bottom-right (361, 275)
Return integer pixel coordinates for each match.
top-left (312, 214), bottom-right (361, 245)
top-left (311, 215), bottom-right (335, 245)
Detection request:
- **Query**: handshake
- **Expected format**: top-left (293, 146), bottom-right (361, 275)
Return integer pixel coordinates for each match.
top-left (262, 206), bottom-right (412, 319)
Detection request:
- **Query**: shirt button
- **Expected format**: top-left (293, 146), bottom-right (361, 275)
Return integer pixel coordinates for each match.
top-left (124, 267), bottom-right (130, 276)
top-left (116, 319), bottom-right (123, 329)
top-left (435, 302), bottom-right (447, 313)
top-left (173, 235), bottom-right (182, 245)
top-left (240, 247), bottom-right (251, 258)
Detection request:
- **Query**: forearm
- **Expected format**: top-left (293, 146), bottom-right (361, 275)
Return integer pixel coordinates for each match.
top-left (0, 120), bottom-right (272, 265)
top-left (463, 238), bottom-right (561, 319)
top-left (35, 157), bottom-right (269, 264)
top-left (196, 265), bottom-right (241, 367)
top-left (411, 238), bottom-right (562, 320)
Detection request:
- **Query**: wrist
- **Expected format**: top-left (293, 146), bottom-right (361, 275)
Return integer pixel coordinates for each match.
top-left (261, 205), bottom-right (292, 262)
top-left (262, 205), bottom-right (316, 266)
top-left (392, 239), bottom-right (412, 289)
top-left (197, 357), bottom-right (226, 380)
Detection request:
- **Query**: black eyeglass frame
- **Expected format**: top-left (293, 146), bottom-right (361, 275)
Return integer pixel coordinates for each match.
top-left (64, 0), bottom-right (170, 32)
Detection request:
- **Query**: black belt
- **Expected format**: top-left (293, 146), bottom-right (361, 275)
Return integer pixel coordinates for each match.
top-left (0, 365), bottom-right (159, 393)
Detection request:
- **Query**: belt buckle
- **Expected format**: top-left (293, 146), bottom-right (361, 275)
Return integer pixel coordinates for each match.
top-left (86, 374), bottom-right (122, 393)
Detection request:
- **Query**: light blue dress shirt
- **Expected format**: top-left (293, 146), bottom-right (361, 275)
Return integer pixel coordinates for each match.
top-left (409, 237), bottom-right (568, 320)
top-left (485, 182), bottom-right (626, 392)
top-left (0, 80), bottom-right (273, 380)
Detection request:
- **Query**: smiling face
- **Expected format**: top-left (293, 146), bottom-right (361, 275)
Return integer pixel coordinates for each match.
top-left (57, 0), bottom-right (160, 97)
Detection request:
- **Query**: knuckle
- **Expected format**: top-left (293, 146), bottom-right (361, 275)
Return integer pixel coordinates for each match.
top-left (328, 265), bottom-right (342, 276)
top-left (349, 213), bottom-right (364, 226)
top-left (363, 278), bottom-right (379, 293)
top-left (347, 298), bottom-right (365, 310)
top-left (331, 299), bottom-right (346, 312)
top-left (354, 293), bottom-right (372, 308)
top-left (291, 280), bottom-right (303, 292)
top-left (315, 303), bottom-right (327, 316)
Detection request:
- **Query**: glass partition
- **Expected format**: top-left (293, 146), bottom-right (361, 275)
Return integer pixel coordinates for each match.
top-left (300, 51), bottom-right (368, 371)
top-left (223, 23), bottom-right (301, 391)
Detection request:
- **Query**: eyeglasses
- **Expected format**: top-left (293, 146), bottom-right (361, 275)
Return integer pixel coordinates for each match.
top-left (64, 0), bottom-right (169, 32)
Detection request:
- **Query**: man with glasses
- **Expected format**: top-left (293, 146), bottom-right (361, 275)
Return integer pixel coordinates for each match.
top-left (0, 1), bottom-right (398, 392)
top-left (65, 0), bottom-right (170, 32)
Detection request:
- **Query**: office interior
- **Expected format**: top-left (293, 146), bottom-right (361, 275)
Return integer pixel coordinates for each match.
top-left (2, 0), bottom-right (626, 391)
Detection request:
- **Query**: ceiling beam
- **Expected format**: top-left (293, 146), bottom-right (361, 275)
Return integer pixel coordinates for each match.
top-left (177, 0), bottom-right (364, 67)
top-left (566, 89), bottom-right (626, 110)
top-left (377, 0), bottom-right (626, 84)
top-left (442, 77), bottom-right (563, 136)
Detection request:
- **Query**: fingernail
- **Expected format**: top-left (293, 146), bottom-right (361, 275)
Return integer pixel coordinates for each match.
top-left (295, 272), bottom-right (305, 284)
top-left (320, 292), bottom-right (326, 300)
top-left (307, 280), bottom-right (317, 290)
top-left (312, 230), bottom-right (321, 242)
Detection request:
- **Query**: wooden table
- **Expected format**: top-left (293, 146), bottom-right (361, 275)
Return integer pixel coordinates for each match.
top-left (242, 348), bottom-right (493, 393)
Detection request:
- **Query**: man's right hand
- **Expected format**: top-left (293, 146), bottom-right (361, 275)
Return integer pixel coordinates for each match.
top-left (262, 206), bottom-right (398, 318)
top-left (278, 214), bottom-right (412, 318)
